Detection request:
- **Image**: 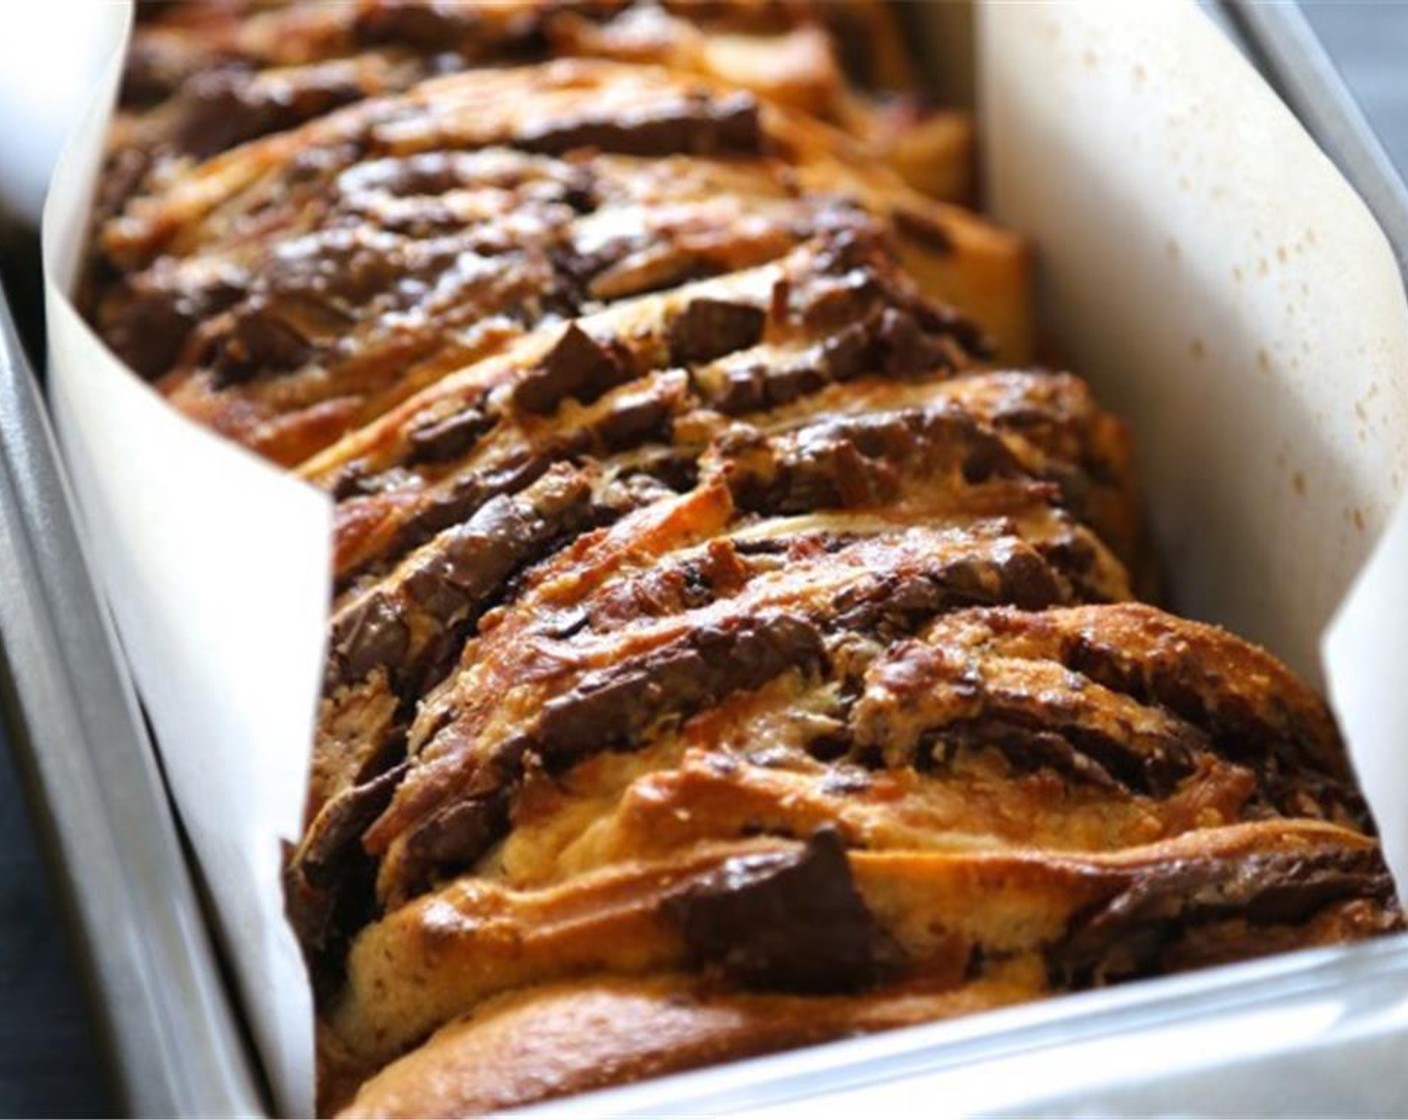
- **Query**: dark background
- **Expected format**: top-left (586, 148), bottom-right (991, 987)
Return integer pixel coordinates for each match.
top-left (0, 4), bottom-right (1403, 1115)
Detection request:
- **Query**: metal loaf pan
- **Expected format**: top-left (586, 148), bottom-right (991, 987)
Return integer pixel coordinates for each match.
top-left (1, 2), bottom-right (1405, 1115)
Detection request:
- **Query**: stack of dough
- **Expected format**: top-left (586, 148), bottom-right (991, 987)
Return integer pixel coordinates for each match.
top-left (85, 3), bottom-right (1400, 1116)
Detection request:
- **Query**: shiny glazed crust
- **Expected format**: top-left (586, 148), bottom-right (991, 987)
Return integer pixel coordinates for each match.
top-left (85, 4), bottom-right (1401, 1118)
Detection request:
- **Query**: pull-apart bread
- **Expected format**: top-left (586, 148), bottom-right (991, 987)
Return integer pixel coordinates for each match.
top-left (86, 3), bottom-right (1400, 1116)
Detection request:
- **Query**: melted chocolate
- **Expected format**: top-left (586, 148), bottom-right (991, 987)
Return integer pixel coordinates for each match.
top-left (668, 297), bottom-right (767, 365)
top-left (665, 829), bottom-right (889, 993)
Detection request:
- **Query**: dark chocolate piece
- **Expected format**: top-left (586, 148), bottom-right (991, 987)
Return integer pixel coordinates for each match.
top-left (513, 324), bottom-right (627, 414)
top-left (406, 407), bottom-right (494, 466)
top-left (401, 467), bottom-right (593, 625)
top-left (297, 762), bottom-right (410, 892)
top-left (723, 407), bottom-right (1025, 517)
top-left (329, 466), bottom-right (594, 691)
top-left (402, 791), bottom-right (511, 871)
top-left (354, 0), bottom-right (490, 51)
top-left (171, 65), bottom-right (364, 159)
top-left (830, 547), bottom-right (1066, 637)
top-left (211, 299), bottom-right (315, 385)
top-left (1052, 845), bottom-right (1399, 987)
top-left (668, 297), bottom-right (766, 365)
top-left (331, 592), bottom-right (410, 687)
top-left (516, 93), bottom-right (763, 159)
top-left (533, 613), bottom-right (825, 765)
top-left (664, 829), bottom-right (889, 993)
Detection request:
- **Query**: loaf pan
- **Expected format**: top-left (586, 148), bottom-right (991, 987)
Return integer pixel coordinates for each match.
top-left (3, 2), bottom-right (1406, 1114)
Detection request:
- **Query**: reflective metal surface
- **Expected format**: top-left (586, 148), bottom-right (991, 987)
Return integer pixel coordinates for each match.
top-left (0, 292), bottom-right (262, 1115)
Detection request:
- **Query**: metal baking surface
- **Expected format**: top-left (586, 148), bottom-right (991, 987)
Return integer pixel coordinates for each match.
top-left (0, 290), bottom-right (263, 1111)
top-left (2, 2), bottom-right (1404, 1115)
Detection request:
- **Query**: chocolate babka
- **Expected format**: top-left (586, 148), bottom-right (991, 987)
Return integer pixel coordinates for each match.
top-left (85, 3), bottom-right (1400, 1117)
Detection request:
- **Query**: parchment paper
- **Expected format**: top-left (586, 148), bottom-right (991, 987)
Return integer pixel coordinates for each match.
top-left (41, 9), bottom-right (328, 1116)
top-left (977, 0), bottom-right (1408, 888)
top-left (36, 1), bottom-right (1408, 1114)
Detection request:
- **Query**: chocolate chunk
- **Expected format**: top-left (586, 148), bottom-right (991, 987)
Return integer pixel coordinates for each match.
top-left (514, 324), bottom-right (627, 414)
top-left (355, 1), bottom-right (484, 48)
top-left (794, 231), bottom-right (988, 362)
top-left (592, 469), bottom-right (683, 515)
top-left (953, 703), bottom-right (1197, 797)
top-left (403, 791), bottom-right (511, 869)
top-left (1058, 633), bottom-right (1369, 824)
top-left (98, 258), bottom-right (248, 381)
top-left (517, 93), bottom-right (763, 159)
top-left (705, 309), bottom-right (919, 416)
top-left (211, 299), bottom-right (313, 385)
top-left (329, 462), bottom-right (371, 502)
top-left (120, 37), bottom-right (200, 107)
top-left (534, 613), bottom-right (825, 764)
top-left (876, 307), bottom-right (952, 377)
top-left (389, 454), bottom-right (553, 560)
top-left (339, 153), bottom-right (463, 200)
top-left (810, 227), bottom-right (884, 285)
top-left (285, 757), bottom-right (412, 958)
top-left (931, 719), bottom-right (1123, 789)
top-left (725, 433), bottom-right (886, 516)
top-left (328, 468), bottom-right (594, 692)
top-left (296, 762), bottom-right (409, 891)
top-left (399, 730), bottom-right (529, 875)
top-left (702, 297), bottom-right (971, 415)
top-left (588, 387), bottom-right (676, 450)
top-left (171, 66), bottom-right (364, 159)
top-left (725, 408), bottom-right (1029, 517)
top-left (1257, 768), bottom-right (1370, 834)
top-left (406, 407), bottom-right (493, 465)
top-left (664, 829), bottom-right (889, 993)
top-left (353, 0), bottom-right (539, 58)
top-left (831, 547), bottom-right (1066, 640)
top-left (768, 277), bottom-right (792, 323)
top-left (402, 468), bottom-right (593, 625)
top-left (1052, 845), bottom-right (1399, 987)
top-left (1012, 547), bottom-right (1076, 607)
top-left (820, 320), bottom-right (875, 381)
top-left (800, 272), bottom-right (884, 332)
top-left (807, 731), bottom-right (853, 763)
top-left (958, 431), bottom-right (1022, 484)
top-left (100, 285), bottom-right (200, 380)
top-left (332, 592), bottom-right (410, 686)
top-left (668, 298), bottom-right (766, 365)
top-left (708, 363), bottom-right (770, 413)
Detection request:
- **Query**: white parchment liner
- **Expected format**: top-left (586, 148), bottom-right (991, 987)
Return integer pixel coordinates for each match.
top-left (42, 6), bottom-right (328, 1115)
top-left (37, 0), bottom-right (1408, 1112)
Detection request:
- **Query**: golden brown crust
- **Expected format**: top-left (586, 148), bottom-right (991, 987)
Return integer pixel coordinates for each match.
top-left (115, 0), bottom-right (963, 206)
top-left (333, 806), bottom-right (1386, 1064)
top-left (332, 821), bottom-right (1394, 1117)
top-left (91, 58), bottom-right (1026, 466)
top-left (334, 968), bottom-right (1042, 1119)
top-left (86, 6), bottom-right (1400, 1117)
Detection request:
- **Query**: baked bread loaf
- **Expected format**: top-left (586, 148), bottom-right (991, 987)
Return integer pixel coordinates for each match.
top-left (85, 4), bottom-right (1401, 1117)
